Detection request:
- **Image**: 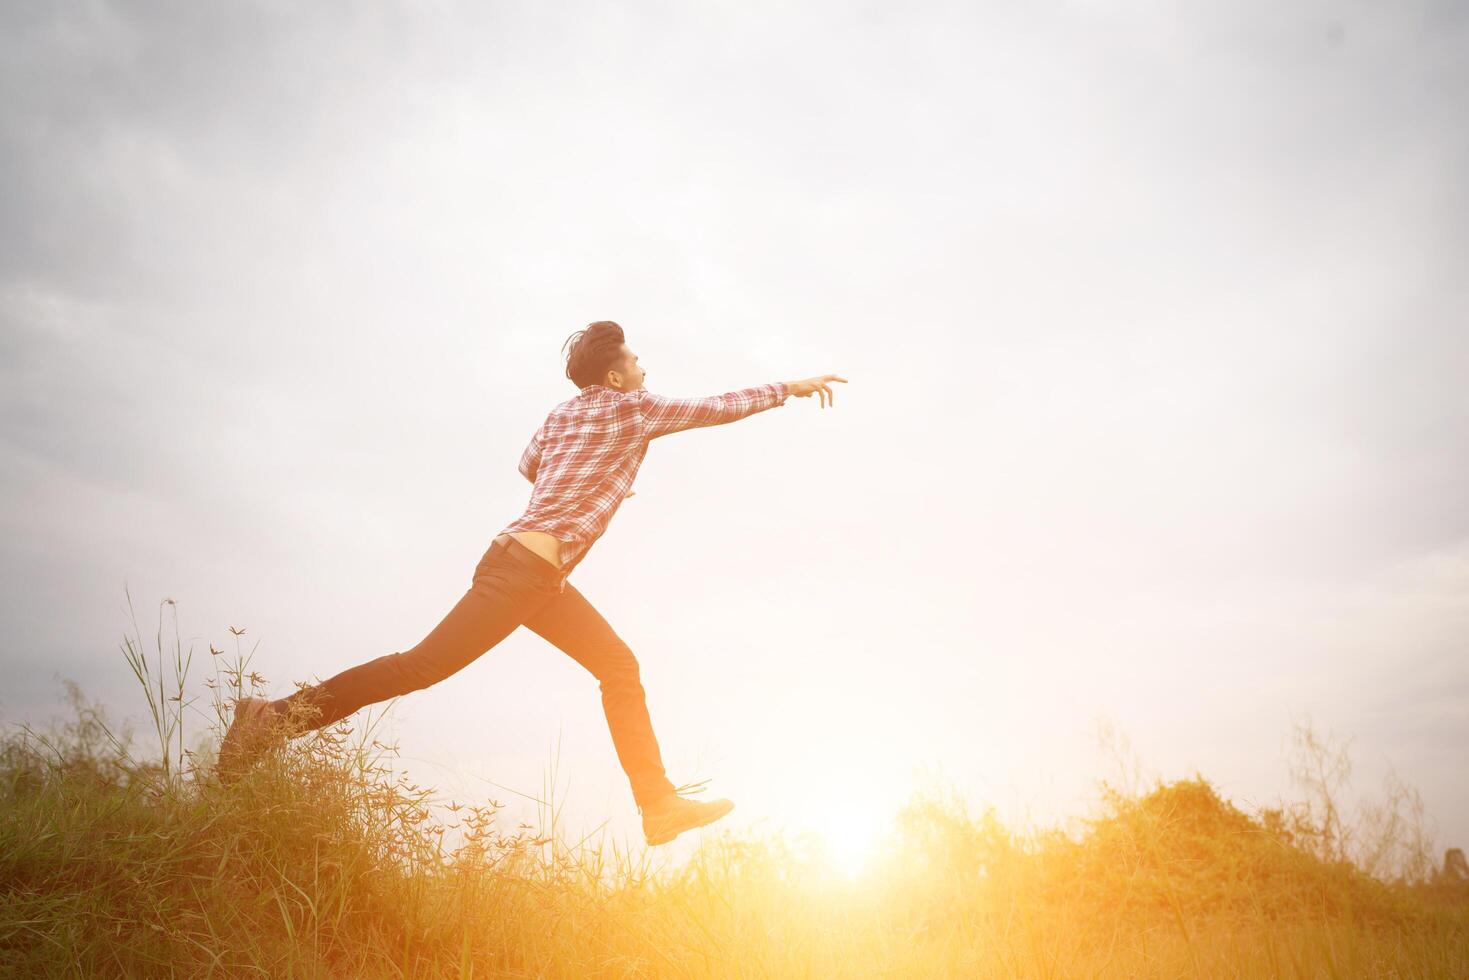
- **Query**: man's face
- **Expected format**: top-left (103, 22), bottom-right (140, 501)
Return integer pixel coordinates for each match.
top-left (608, 344), bottom-right (647, 391)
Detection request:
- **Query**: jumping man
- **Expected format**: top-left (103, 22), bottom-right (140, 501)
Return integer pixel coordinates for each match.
top-left (219, 320), bottom-right (847, 846)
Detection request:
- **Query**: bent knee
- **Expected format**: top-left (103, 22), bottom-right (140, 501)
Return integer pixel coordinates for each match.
top-left (597, 648), bottom-right (643, 686)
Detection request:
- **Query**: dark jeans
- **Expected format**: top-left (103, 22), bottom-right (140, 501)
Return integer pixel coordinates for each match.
top-left (270, 534), bottom-right (679, 809)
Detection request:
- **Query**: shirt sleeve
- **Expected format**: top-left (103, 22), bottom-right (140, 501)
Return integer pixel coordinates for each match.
top-left (517, 429), bottom-right (544, 483)
top-left (635, 382), bottom-right (790, 440)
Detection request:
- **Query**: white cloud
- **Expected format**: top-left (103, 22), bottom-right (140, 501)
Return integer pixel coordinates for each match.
top-left (2, 0), bottom-right (1465, 852)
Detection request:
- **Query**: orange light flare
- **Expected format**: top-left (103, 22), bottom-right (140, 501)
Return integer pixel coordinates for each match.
top-left (782, 791), bottom-right (899, 882)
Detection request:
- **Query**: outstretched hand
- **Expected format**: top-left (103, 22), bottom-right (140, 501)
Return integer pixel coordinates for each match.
top-left (786, 374), bottom-right (849, 409)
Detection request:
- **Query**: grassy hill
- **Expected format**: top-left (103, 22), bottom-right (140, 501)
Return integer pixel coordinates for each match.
top-left (1, 616), bottom-right (1464, 977)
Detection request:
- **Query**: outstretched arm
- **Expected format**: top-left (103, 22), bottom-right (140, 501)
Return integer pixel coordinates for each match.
top-left (635, 383), bottom-right (791, 440)
top-left (636, 374), bottom-right (850, 440)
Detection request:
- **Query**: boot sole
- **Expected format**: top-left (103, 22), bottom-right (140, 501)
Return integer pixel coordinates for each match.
top-left (644, 799), bottom-right (735, 846)
top-left (217, 697), bottom-right (272, 785)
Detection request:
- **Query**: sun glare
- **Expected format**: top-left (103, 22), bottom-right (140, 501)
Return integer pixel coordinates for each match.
top-left (794, 797), bottom-right (892, 879)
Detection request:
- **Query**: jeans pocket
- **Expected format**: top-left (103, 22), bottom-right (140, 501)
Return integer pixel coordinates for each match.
top-left (473, 551), bottom-right (527, 595)
top-left (476, 548), bottom-right (565, 602)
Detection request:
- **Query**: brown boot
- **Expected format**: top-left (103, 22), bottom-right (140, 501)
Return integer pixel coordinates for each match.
top-left (217, 696), bottom-right (284, 785)
top-left (641, 793), bottom-right (735, 846)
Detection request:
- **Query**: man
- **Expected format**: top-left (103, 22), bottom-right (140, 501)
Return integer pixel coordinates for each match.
top-left (220, 320), bottom-right (847, 846)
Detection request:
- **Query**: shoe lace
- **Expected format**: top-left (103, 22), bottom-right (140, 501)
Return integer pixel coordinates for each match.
top-left (673, 777), bottom-right (711, 799)
top-left (639, 778), bottom-right (712, 816)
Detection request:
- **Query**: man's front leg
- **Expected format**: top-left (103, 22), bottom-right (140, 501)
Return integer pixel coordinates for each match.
top-left (521, 582), bottom-right (679, 810)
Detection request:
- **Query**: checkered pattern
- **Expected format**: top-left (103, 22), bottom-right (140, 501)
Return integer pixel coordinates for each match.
top-left (499, 382), bottom-right (790, 574)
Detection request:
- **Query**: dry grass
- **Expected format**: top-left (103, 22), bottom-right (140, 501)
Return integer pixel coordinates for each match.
top-left (1, 596), bottom-right (1465, 977)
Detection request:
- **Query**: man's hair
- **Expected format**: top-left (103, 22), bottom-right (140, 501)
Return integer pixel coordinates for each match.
top-left (562, 320), bottom-right (627, 389)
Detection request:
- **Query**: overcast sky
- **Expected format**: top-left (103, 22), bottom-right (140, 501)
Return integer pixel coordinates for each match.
top-left (3, 0), bottom-right (1466, 866)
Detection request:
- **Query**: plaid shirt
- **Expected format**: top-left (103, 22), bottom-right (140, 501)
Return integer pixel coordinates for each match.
top-left (499, 381), bottom-right (790, 575)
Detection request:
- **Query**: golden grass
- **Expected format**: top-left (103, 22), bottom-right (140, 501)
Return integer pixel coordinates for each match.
top-left (1, 598), bottom-right (1464, 977)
